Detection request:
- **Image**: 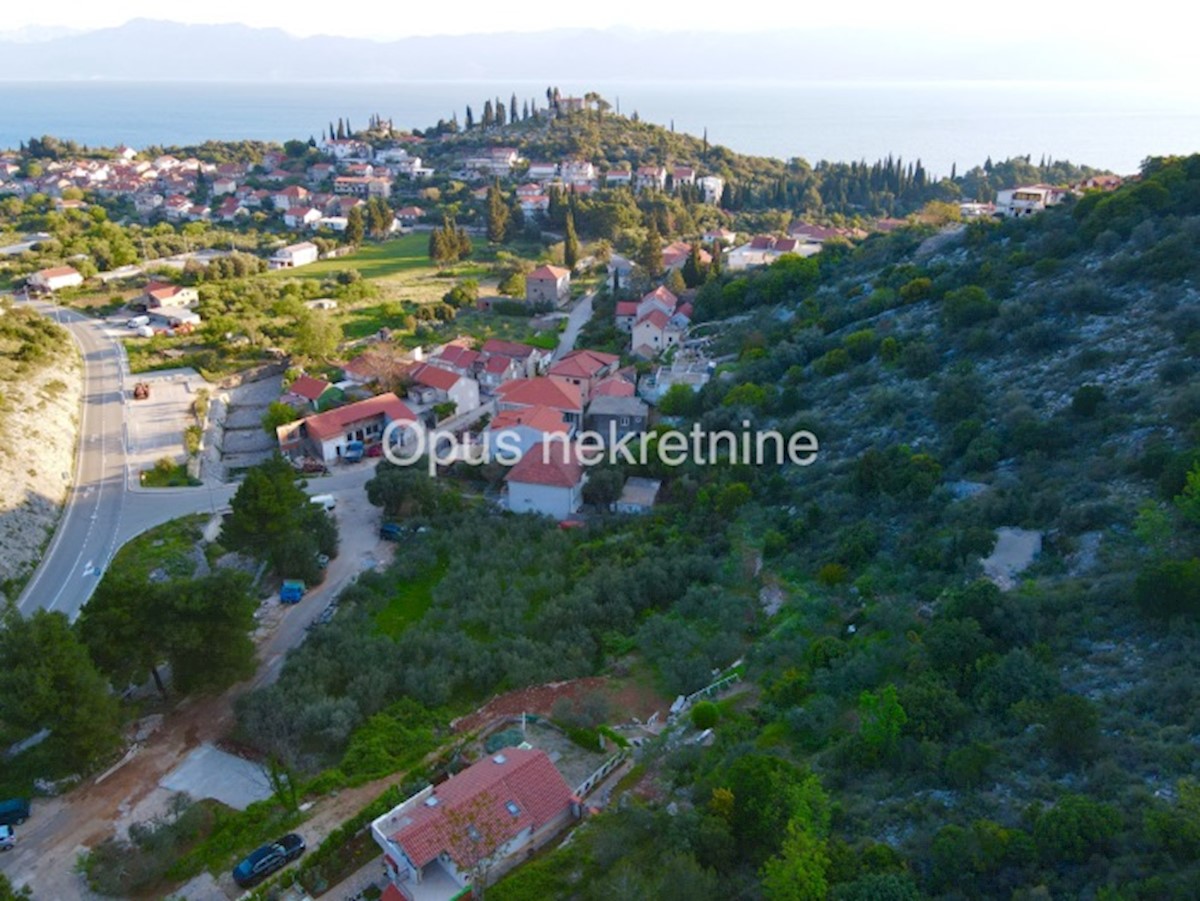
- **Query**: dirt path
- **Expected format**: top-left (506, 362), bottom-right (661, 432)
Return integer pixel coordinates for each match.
top-left (0, 481), bottom-right (390, 898)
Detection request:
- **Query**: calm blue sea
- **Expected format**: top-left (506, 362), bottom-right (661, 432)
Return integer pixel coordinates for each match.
top-left (2, 80), bottom-right (1197, 176)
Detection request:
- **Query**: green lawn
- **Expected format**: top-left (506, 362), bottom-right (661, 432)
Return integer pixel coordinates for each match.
top-left (374, 555), bottom-right (447, 638)
top-left (265, 233), bottom-right (432, 281)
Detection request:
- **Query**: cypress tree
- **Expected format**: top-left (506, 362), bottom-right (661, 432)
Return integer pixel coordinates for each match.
top-left (345, 205), bottom-right (365, 245)
top-left (336, 118), bottom-right (345, 140)
top-left (465, 106), bottom-right (474, 130)
top-left (510, 93), bottom-right (519, 123)
top-left (563, 210), bottom-right (580, 270)
top-left (482, 100), bottom-right (494, 129)
top-left (486, 180), bottom-right (509, 244)
top-left (681, 243), bottom-right (704, 288)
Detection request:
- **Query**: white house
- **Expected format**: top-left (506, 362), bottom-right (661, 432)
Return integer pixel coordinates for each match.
top-left (526, 161), bottom-right (559, 181)
top-left (506, 446), bottom-right (586, 520)
top-left (697, 175), bottom-right (725, 205)
top-left (322, 138), bottom-right (373, 161)
top-left (270, 241), bottom-right (320, 270)
top-left (994, 184), bottom-right (1068, 218)
top-left (284, 206), bottom-right (322, 229)
top-left (604, 167), bottom-right (633, 188)
top-left (276, 392), bottom-right (417, 463)
top-left (635, 165), bottom-right (667, 192)
top-left (28, 266), bottom-right (83, 292)
top-left (726, 235), bottom-right (815, 271)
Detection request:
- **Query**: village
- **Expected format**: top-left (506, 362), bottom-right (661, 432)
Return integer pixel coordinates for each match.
top-left (0, 96), bottom-right (1143, 901)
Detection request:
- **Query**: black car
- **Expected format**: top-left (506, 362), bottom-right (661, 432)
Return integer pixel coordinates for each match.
top-left (231, 833), bottom-right (305, 888)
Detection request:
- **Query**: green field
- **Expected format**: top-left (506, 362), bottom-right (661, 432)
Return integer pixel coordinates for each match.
top-left (264, 233), bottom-right (432, 281)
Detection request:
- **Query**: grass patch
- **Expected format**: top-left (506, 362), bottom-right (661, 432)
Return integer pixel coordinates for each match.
top-left (103, 513), bottom-right (208, 585)
top-left (374, 555), bottom-right (447, 638)
top-left (264, 234), bottom-right (431, 281)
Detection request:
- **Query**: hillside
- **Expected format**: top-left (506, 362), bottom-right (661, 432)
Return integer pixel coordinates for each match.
top-left (0, 303), bottom-right (80, 601)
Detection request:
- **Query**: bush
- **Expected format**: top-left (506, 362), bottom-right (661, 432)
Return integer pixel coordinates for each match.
top-left (942, 285), bottom-right (999, 330)
top-left (1071, 384), bottom-right (1106, 417)
top-left (1135, 558), bottom-right (1200, 618)
top-left (690, 701), bottom-right (719, 730)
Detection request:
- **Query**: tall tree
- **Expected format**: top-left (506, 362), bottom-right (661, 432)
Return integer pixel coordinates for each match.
top-left (0, 603), bottom-right (122, 770)
top-left (482, 100), bottom-right (494, 129)
top-left (681, 242), bottom-right (705, 287)
top-left (465, 105), bottom-right (474, 130)
top-left (486, 180), bottom-right (510, 244)
top-left (510, 93), bottom-right (519, 123)
top-left (637, 225), bottom-right (664, 278)
top-left (563, 210), bottom-right (580, 270)
top-left (336, 118), bottom-right (345, 140)
top-left (345, 204), bottom-right (365, 245)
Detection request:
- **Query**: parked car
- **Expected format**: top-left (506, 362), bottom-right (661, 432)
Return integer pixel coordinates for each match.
top-left (310, 494), bottom-right (336, 511)
top-left (379, 522), bottom-right (403, 541)
top-left (231, 833), bottom-right (306, 888)
top-left (0, 798), bottom-right (30, 827)
top-left (0, 824), bottom-right (14, 852)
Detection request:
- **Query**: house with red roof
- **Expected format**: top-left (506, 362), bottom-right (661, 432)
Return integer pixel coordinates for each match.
top-left (485, 404), bottom-right (572, 461)
top-left (284, 206), bottom-right (322, 229)
top-left (477, 354), bottom-right (524, 391)
top-left (371, 748), bottom-right (578, 901)
top-left (138, 281), bottom-right (199, 312)
top-left (275, 392), bottom-right (417, 464)
top-left (547, 349), bottom-right (620, 405)
top-left (428, 342), bottom-right (482, 379)
top-left (27, 266), bottom-right (83, 292)
top-left (615, 300), bottom-right (639, 333)
top-left (526, 264), bottom-right (571, 307)
top-left (480, 339), bottom-right (550, 378)
top-left (497, 378), bottom-right (583, 428)
top-left (282, 374), bottom-right (336, 412)
top-left (506, 445), bottom-right (587, 519)
top-left (272, 184), bottom-right (310, 211)
top-left (403, 363), bottom-right (480, 416)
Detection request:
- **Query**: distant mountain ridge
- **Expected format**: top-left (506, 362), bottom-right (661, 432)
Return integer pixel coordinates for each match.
top-left (0, 18), bottom-right (1144, 83)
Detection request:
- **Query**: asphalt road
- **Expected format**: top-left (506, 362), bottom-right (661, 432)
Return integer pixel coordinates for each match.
top-left (554, 290), bottom-right (596, 361)
top-left (14, 297), bottom-right (378, 623)
top-left (17, 300), bottom-right (133, 621)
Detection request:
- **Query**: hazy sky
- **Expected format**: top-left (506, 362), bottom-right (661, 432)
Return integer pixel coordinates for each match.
top-left (0, 0), bottom-right (1183, 43)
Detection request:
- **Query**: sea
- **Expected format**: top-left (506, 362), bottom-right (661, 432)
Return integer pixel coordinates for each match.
top-left (2, 79), bottom-right (1198, 176)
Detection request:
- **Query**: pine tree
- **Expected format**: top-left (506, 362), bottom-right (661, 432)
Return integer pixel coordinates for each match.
top-left (455, 226), bottom-right (472, 261)
top-left (486, 180), bottom-right (509, 244)
top-left (708, 241), bottom-right (722, 279)
top-left (563, 210), bottom-right (580, 270)
top-left (612, 268), bottom-right (621, 294)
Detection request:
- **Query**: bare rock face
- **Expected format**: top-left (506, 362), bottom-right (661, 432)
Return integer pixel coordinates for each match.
top-left (0, 323), bottom-right (82, 597)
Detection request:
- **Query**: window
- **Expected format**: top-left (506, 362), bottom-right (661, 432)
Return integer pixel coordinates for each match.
top-left (505, 801), bottom-right (520, 817)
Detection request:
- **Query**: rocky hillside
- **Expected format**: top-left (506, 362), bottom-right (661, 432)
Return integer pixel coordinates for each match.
top-left (0, 303), bottom-right (80, 601)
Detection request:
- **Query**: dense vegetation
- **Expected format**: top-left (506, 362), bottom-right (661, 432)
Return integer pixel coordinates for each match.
top-left (230, 156), bottom-right (1200, 899)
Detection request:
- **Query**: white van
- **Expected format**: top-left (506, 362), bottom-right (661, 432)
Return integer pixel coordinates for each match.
top-left (310, 494), bottom-right (336, 511)
top-left (126, 315), bottom-right (150, 329)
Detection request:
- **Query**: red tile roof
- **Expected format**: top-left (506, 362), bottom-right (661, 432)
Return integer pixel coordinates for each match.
top-left (528, 264), bottom-right (570, 281)
top-left (489, 405), bottom-right (569, 435)
top-left (36, 266), bottom-right (81, 279)
top-left (506, 446), bottom-right (585, 489)
top-left (615, 301), bottom-right (639, 318)
top-left (636, 308), bottom-right (670, 330)
top-left (483, 355), bottom-right (516, 375)
top-left (304, 392), bottom-right (416, 442)
top-left (144, 281), bottom-right (185, 301)
top-left (287, 375), bottom-right (332, 402)
top-left (433, 345), bottom-right (481, 370)
top-left (388, 748), bottom-right (574, 869)
top-left (548, 349), bottom-right (618, 381)
top-left (592, 376), bottom-right (635, 398)
top-left (482, 339), bottom-right (541, 361)
top-left (497, 378), bottom-right (582, 413)
top-left (410, 363), bottom-right (460, 392)
top-left (641, 285), bottom-right (678, 308)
